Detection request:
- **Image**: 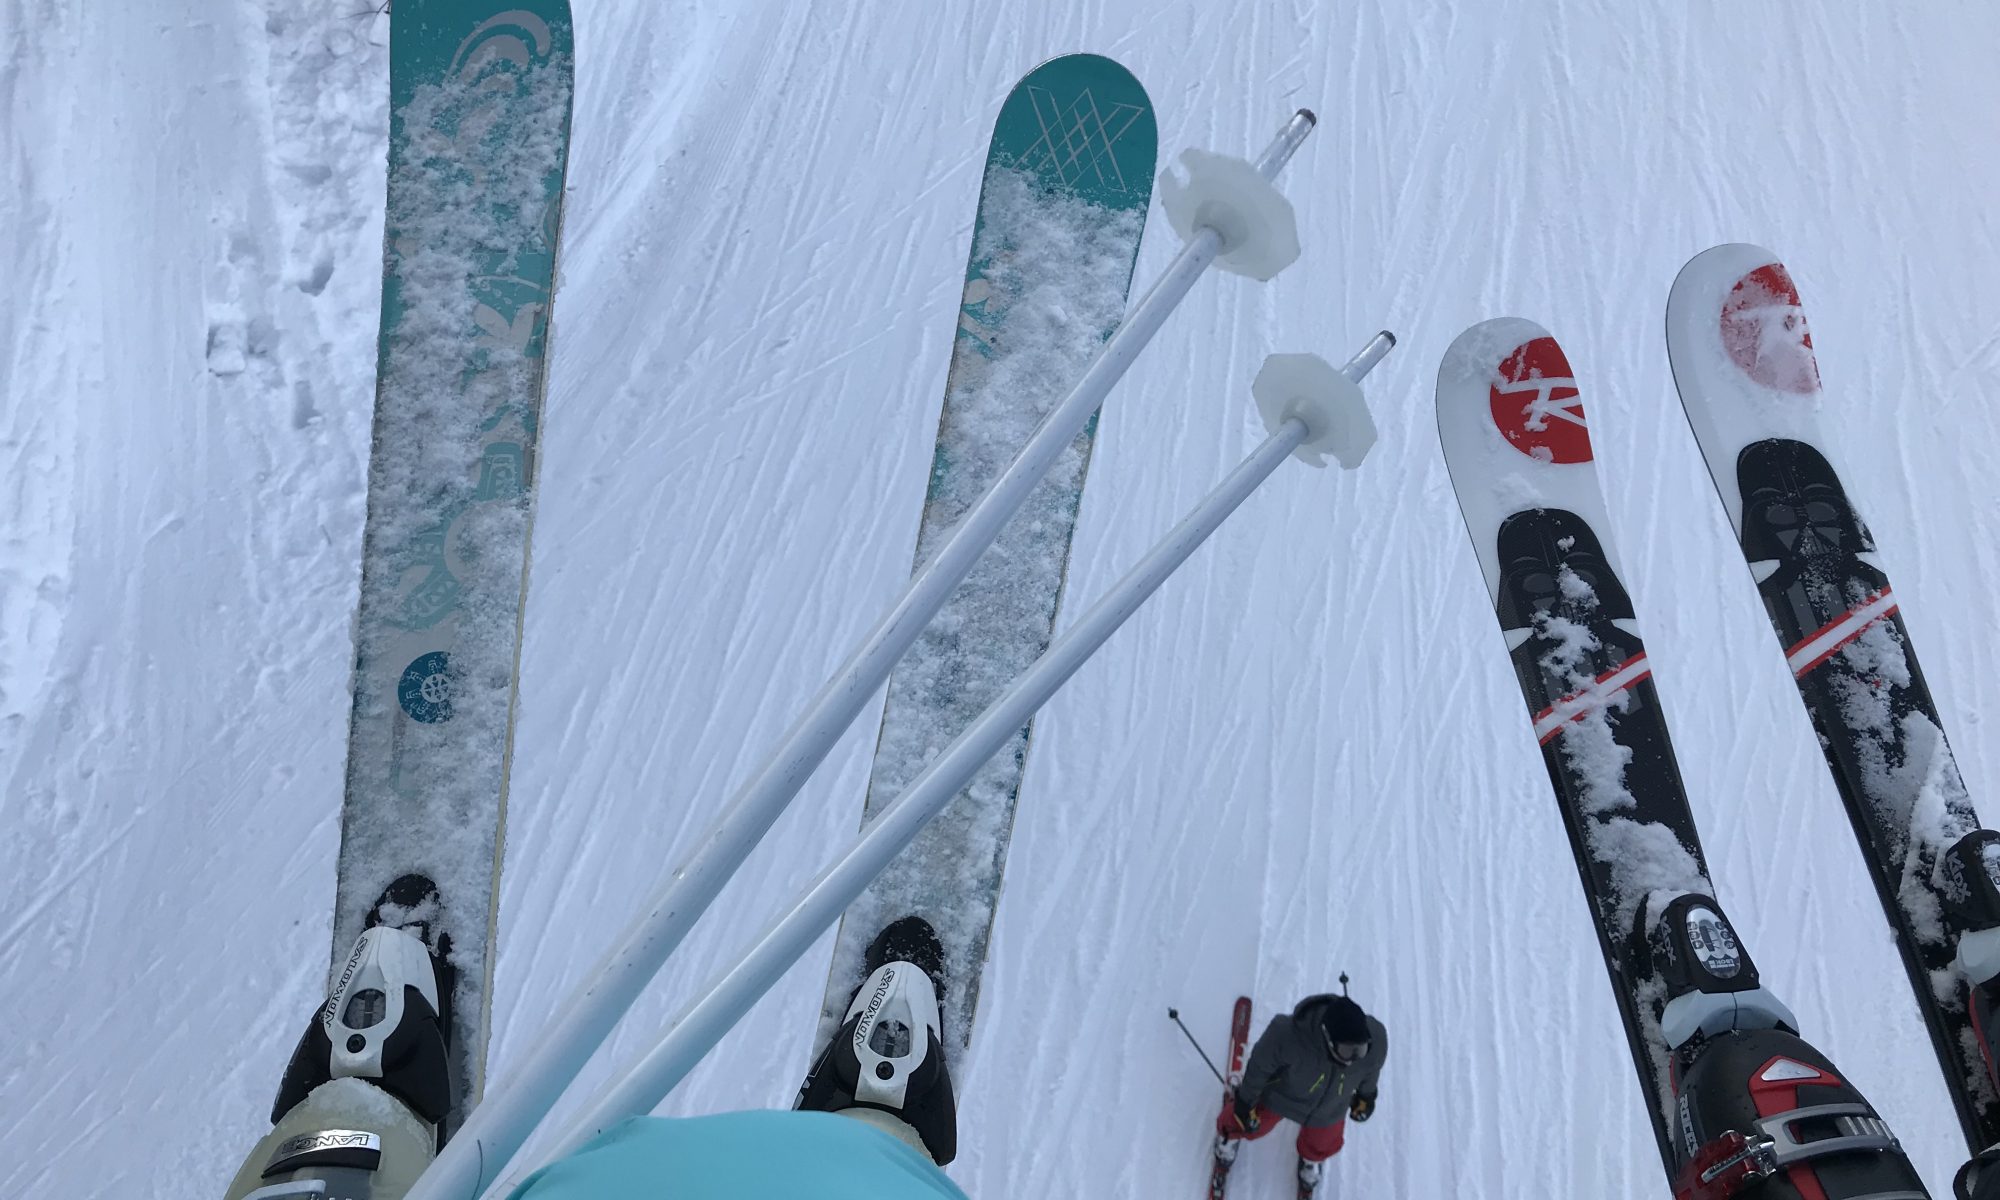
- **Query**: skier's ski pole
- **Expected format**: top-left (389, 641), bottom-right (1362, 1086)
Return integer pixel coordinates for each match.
top-left (510, 335), bottom-right (1391, 1181)
top-left (1168, 1008), bottom-right (1234, 1092)
top-left (407, 112), bottom-right (1321, 1200)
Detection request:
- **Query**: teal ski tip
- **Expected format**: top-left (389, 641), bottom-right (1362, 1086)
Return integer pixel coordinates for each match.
top-left (987, 53), bottom-right (1157, 211)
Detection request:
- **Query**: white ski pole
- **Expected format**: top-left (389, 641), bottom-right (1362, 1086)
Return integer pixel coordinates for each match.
top-left (515, 333), bottom-right (1391, 1185)
top-left (407, 110), bottom-right (1319, 1200)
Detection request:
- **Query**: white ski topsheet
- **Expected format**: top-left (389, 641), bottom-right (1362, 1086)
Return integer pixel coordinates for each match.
top-left (1437, 318), bottom-right (1710, 1126)
top-left (1436, 317), bottom-right (1632, 614)
top-left (333, 6), bottom-right (573, 1121)
top-left (1665, 243), bottom-right (1836, 537)
top-left (1667, 249), bottom-right (1983, 973)
top-left (813, 164), bottom-right (1145, 1065)
top-left (13, 5), bottom-right (2000, 1199)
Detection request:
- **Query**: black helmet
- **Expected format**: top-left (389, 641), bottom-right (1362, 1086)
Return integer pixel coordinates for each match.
top-left (1321, 996), bottom-right (1370, 1062)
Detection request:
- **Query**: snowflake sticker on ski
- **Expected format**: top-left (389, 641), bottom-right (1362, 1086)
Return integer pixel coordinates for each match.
top-left (1490, 336), bottom-right (1590, 463)
top-left (1720, 263), bottom-right (1820, 395)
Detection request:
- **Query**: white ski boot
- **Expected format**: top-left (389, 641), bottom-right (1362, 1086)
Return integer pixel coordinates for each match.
top-left (795, 916), bottom-right (957, 1165)
top-left (222, 875), bottom-right (453, 1200)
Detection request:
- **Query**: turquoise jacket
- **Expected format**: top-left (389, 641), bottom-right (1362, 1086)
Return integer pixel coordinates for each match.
top-left (507, 1111), bottom-right (968, 1200)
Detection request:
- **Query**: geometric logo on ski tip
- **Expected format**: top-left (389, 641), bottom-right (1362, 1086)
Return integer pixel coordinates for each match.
top-left (1490, 337), bottom-right (1590, 464)
top-left (1020, 86), bottom-right (1145, 194)
top-left (1531, 651), bottom-right (1651, 743)
top-left (1721, 263), bottom-right (1820, 395)
top-left (398, 651), bottom-right (454, 724)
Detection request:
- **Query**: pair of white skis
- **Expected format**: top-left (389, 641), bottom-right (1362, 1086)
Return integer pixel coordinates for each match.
top-left (1439, 242), bottom-right (1993, 1170)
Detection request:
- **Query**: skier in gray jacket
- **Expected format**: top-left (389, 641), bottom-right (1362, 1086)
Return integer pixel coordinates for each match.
top-left (1215, 992), bottom-right (1386, 1190)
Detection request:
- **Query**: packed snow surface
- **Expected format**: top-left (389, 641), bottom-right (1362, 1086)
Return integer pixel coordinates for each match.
top-left (7, 3), bottom-right (2000, 1198)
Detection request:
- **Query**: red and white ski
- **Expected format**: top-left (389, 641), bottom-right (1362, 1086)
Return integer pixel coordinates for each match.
top-left (1666, 244), bottom-right (2000, 1150)
top-left (1437, 319), bottom-right (1718, 1174)
top-left (1440, 316), bottom-right (1929, 1196)
top-left (1208, 996), bottom-right (1252, 1200)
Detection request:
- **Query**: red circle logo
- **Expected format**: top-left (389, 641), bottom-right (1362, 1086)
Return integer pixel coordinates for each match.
top-left (1720, 264), bottom-right (1820, 394)
top-left (1488, 336), bottom-right (1591, 464)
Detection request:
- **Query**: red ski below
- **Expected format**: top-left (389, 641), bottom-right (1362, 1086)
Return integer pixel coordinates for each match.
top-left (1209, 996), bottom-right (1252, 1199)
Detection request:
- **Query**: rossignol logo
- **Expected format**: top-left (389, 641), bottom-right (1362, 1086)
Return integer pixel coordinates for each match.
top-left (1678, 1093), bottom-right (1697, 1155)
top-left (1720, 263), bottom-right (1819, 395)
top-left (1488, 336), bottom-right (1588, 465)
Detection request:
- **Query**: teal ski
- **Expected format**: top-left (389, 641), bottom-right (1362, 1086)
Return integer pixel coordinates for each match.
top-left (812, 54), bottom-right (1157, 1061)
top-left (331, 0), bottom-right (574, 1131)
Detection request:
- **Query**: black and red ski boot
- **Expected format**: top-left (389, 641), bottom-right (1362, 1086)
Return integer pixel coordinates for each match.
top-left (1645, 894), bottom-right (1925, 1199)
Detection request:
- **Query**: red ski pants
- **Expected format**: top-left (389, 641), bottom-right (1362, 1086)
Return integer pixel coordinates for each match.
top-left (1215, 1101), bottom-right (1346, 1162)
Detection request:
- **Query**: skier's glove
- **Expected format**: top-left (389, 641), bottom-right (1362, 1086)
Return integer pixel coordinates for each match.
top-left (1349, 1091), bottom-right (1376, 1122)
top-left (1218, 1096), bottom-right (1261, 1135)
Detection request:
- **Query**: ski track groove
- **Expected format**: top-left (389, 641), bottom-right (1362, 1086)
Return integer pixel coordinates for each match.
top-left (0, 0), bottom-right (73, 784)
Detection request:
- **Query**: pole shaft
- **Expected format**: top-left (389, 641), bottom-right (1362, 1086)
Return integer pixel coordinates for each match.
top-left (1171, 1009), bottom-right (1232, 1090)
top-left (532, 415), bottom-right (1313, 1171)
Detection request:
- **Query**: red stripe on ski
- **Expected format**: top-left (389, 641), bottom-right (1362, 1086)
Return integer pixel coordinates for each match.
top-left (1533, 652), bottom-right (1653, 744)
top-left (1784, 588), bottom-right (1897, 678)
